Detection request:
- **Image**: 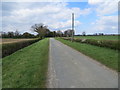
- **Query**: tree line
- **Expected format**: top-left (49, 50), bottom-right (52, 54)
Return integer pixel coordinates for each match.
top-left (31, 23), bottom-right (74, 38)
top-left (2, 23), bottom-right (116, 38)
top-left (1, 23), bottom-right (75, 38)
top-left (1, 31), bottom-right (36, 38)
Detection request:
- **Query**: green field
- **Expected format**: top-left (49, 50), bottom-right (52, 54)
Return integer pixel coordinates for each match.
top-left (56, 38), bottom-right (118, 71)
top-left (2, 38), bottom-right (49, 88)
top-left (75, 35), bottom-right (119, 40)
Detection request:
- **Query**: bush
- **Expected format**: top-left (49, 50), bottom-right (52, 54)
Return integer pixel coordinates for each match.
top-left (62, 37), bottom-right (120, 50)
top-left (2, 38), bottom-right (41, 58)
top-left (85, 39), bottom-right (100, 46)
top-left (62, 37), bottom-right (71, 41)
top-left (74, 38), bottom-right (82, 42)
top-left (86, 39), bottom-right (119, 50)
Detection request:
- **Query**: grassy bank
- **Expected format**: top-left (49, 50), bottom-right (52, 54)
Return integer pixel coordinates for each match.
top-left (2, 38), bottom-right (49, 88)
top-left (56, 38), bottom-right (118, 71)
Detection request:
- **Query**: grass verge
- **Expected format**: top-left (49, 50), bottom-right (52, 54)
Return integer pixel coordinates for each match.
top-left (56, 38), bottom-right (118, 71)
top-left (2, 38), bottom-right (49, 88)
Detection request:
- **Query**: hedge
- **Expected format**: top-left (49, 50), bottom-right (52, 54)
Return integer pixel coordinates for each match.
top-left (62, 37), bottom-right (120, 50)
top-left (2, 38), bottom-right (41, 58)
top-left (85, 39), bottom-right (119, 50)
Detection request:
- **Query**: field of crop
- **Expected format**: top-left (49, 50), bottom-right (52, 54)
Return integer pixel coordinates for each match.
top-left (0, 38), bottom-right (35, 44)
top-left (75, 35), bottom-right (119, 41)
top-left (56, 38), bottom-right (118, 71)
top-left (2, 38), bottom-right (49, 88)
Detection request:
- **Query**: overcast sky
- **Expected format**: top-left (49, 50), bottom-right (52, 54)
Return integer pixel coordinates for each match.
top-left (1, 0), bottom-right (119, 35)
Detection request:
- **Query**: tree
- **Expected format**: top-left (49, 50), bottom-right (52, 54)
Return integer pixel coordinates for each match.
top-left (14, 30), bottom-right (20, 38)
top-left (46, 32), bottom-right (54, 37)
top-left (1, 32), bottom-right (7, 38)
top-left (56, 30), bottom-right (63, 37)
top-left (53, 31), bottom-right (56, 37)
top-left (31, 23), bottom-right (50, 38)
top-left (64, 29), bottom-right (74, 37)
top-left (82, 31), bottom-right (86, 36)
top-left (99, 33), bottom-right (104, 36)
top-left (8, 32), bottom-right (14, 38)
top-left (22, 32), bottom-right (35, 38)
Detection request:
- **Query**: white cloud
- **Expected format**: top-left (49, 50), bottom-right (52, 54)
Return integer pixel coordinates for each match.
top-left (90, 16), bottom-right (118, 33)
top-left (2, 2), bottom-right (90, 33)
top-left (2, 24), bottom-right (18, 32)
top-left (2, 1), bottom-right (118, 34)
top-left (88, 0), bottom-right (119, 16)
top-left (88, 0), bottom-right (103, 5)
top-left (87, 0), bottom-right (118, 34)
top-left (49, 20), bottom-right (81, 29)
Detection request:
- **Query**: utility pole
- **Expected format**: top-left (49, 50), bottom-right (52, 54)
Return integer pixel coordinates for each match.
top-left (71, 13), bottom-right (74, 42)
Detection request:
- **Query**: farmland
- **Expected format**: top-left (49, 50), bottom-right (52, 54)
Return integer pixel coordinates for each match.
top-left (75, 35), bottom-right (119, 41)
top-left (2, 38), bottom-right (49, 88)
top-left (0, 38), bottom-right (35, 44)
top-left (1, 36), bottom-right (119, 88)
top-left (1, 1), bottom-right (118, 88)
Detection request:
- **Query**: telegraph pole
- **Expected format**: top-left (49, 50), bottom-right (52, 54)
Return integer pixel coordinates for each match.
top-left (71, 13), bottom-right (74, 42)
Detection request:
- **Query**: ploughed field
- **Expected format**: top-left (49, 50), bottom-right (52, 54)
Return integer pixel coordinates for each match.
top-left (75, 35), bottom-right (119, 41)
top-left (0, 38), bottom-right (34, 44)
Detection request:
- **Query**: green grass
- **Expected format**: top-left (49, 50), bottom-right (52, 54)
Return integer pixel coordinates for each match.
top-left (2, 38), bottom-right (49, 88)
top-left (0, 59), bottom-right (1, 89)
top-left (75, 35), bottom-right (119, 41)
top-left (56, 38), bottom-right (118, 71)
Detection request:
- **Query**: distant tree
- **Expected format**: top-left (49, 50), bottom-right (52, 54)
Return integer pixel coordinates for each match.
top-left (56, 30), bottom-right (63, 37)
top-left (64, 30), bottom-right (68, 37)
top-left (93, 33), bottom-right (98, 36)
top-left (99, 33), bottom-right (104, 36)
top-left (53, 31), bottom-right (56, 37)
top-left (8, 32), bottom-right (14, 38)
top-left (46, 32), bottom-right (54, 37)
top-left (14, 30), bottom-right (20, 38)
top-left (64, 29), bottom-right (74, 37)
top-left (1, 32), bottom-right (7, 38)
top-left (31, 23), bottom-right (50, 38)
top-left (1, 30), bottom-right (36, 38)
top-left (45, 29), bottom-right (51, 37)
top-left (22, 32), bottom-right (35, 38)
top-left (82, 31), bottom-right (86, 36)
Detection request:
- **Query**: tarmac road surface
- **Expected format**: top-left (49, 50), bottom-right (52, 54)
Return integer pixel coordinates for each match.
top-left (47, 38), bottom-right (118, 88)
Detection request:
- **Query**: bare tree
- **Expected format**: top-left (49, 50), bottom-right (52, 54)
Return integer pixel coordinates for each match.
top-left (31, 23), bottom-right (49, 38)
top-left (15, 30), bottom-right (20, 38)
